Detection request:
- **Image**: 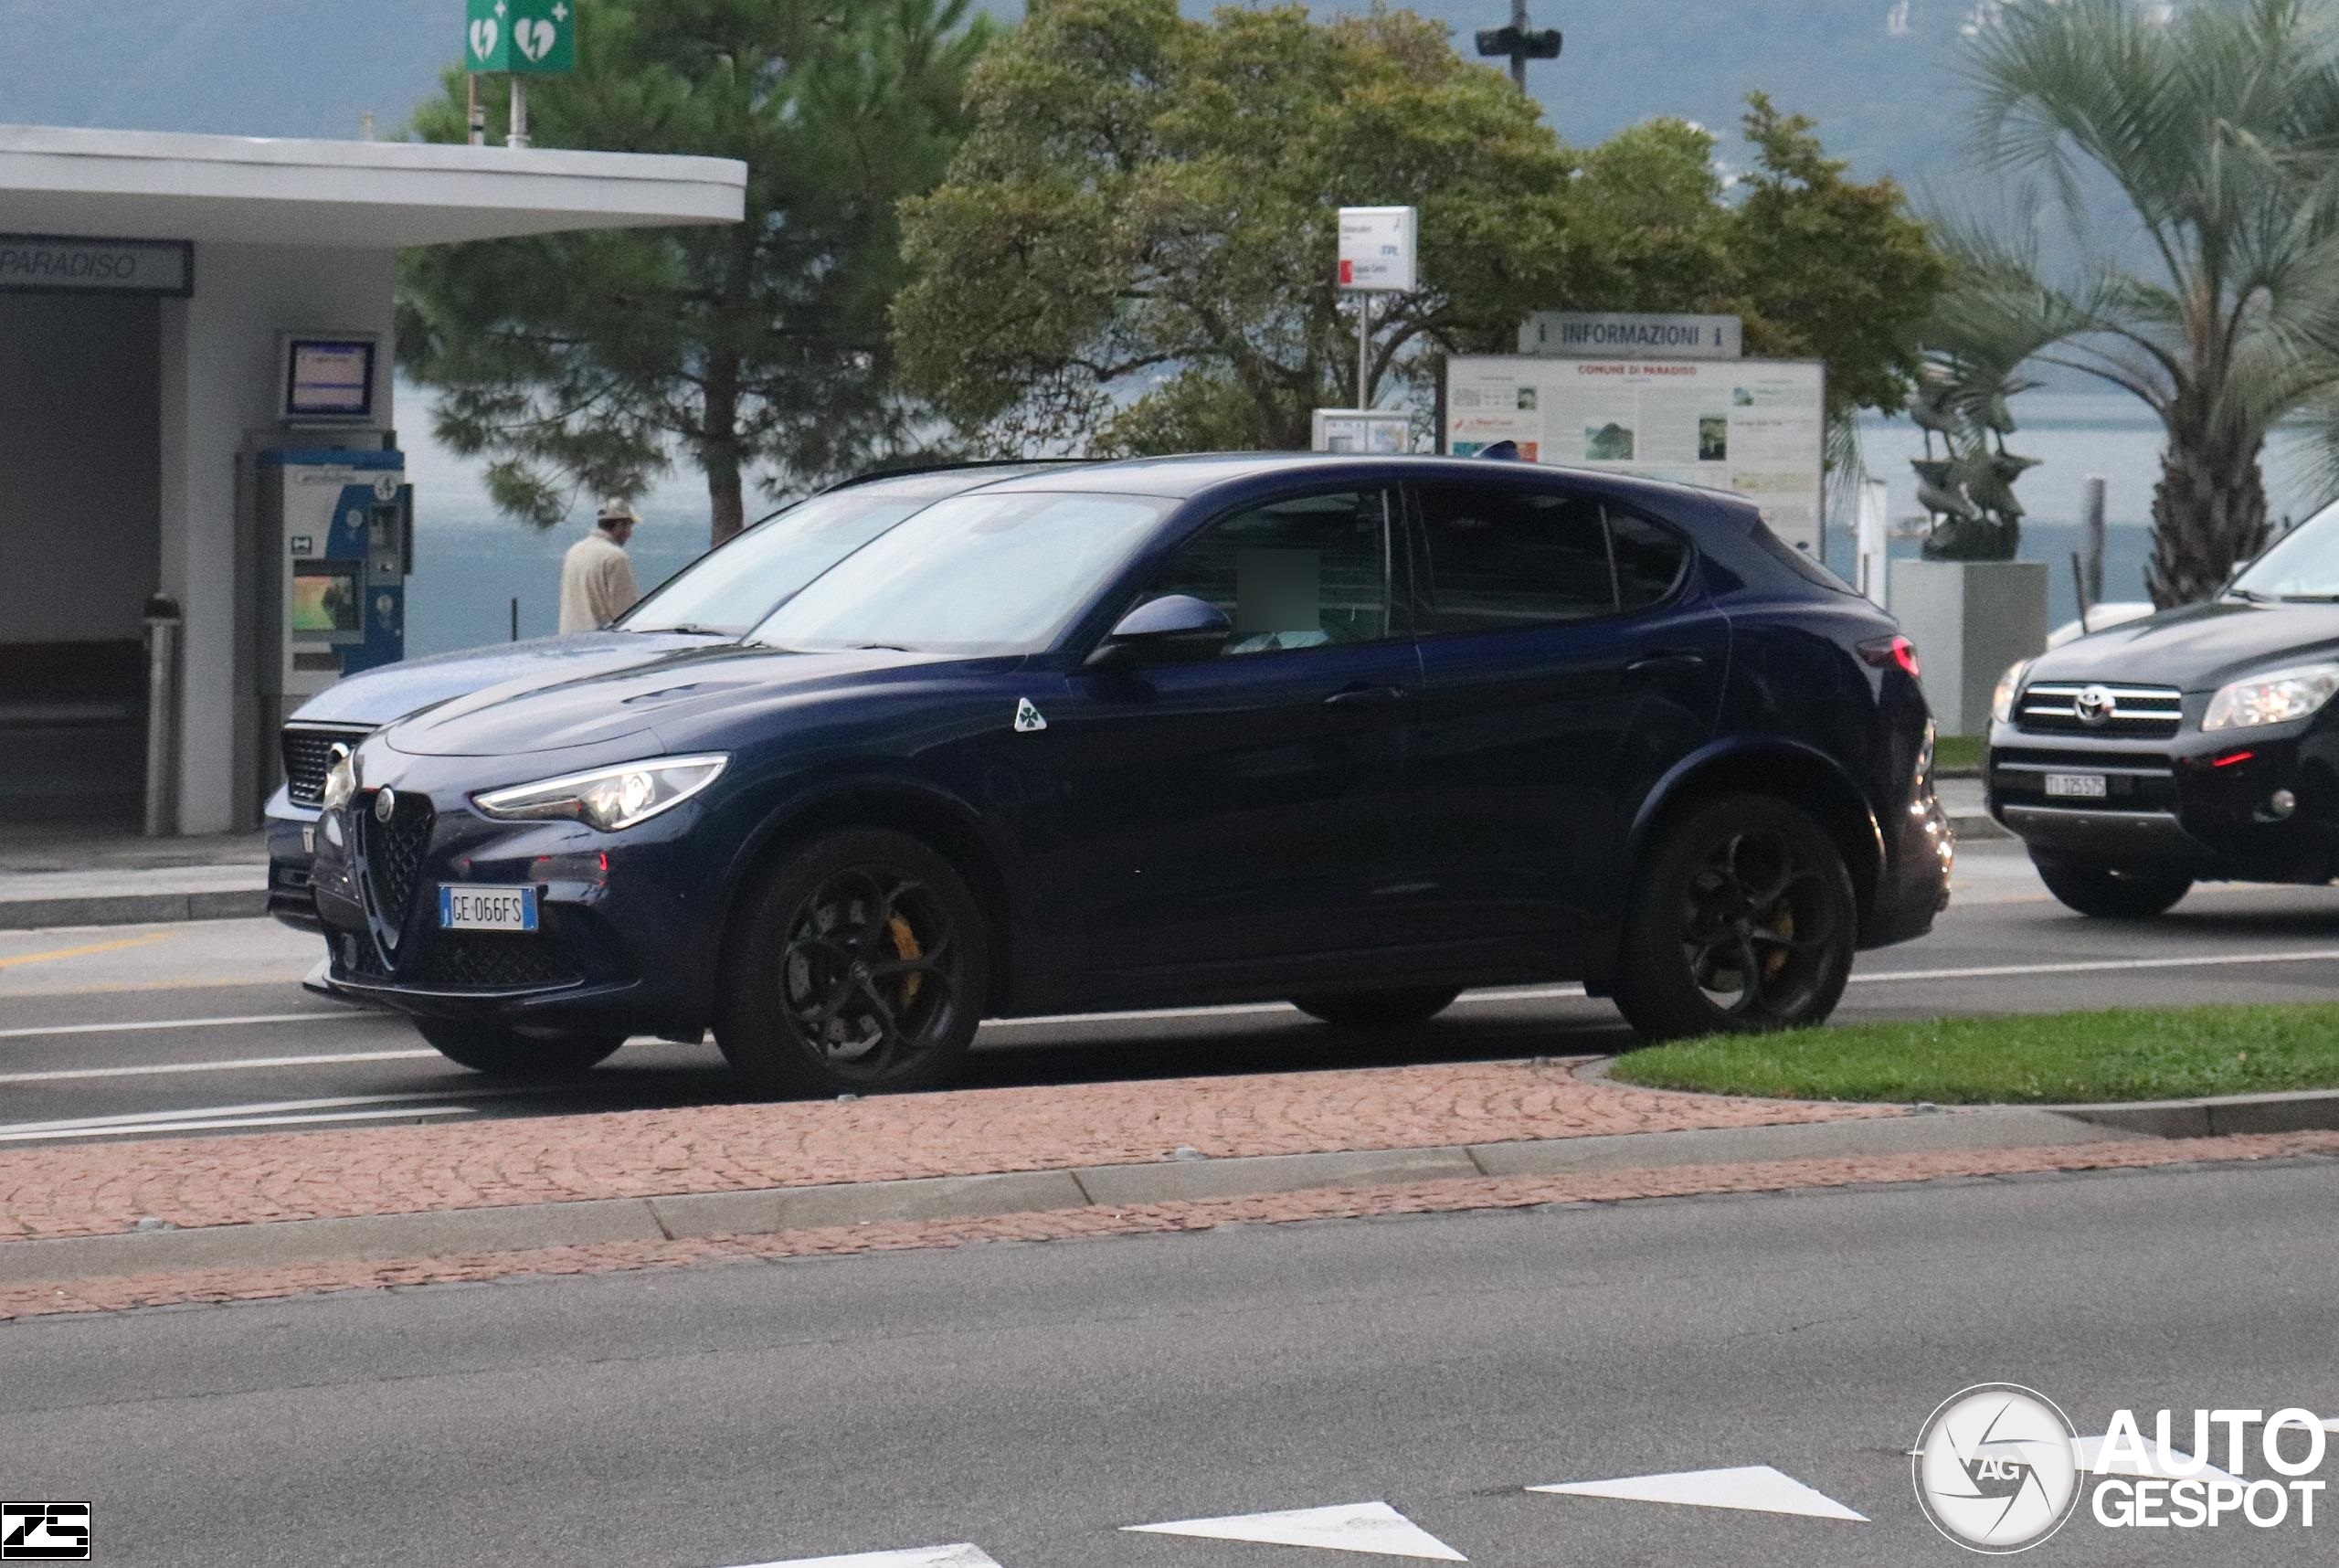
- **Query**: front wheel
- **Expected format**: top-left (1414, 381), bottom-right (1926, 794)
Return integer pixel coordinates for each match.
top-left (715, 828), bottom-right (989, 1097)
top-left (1611, 794), bottom-right (1857, 1043)
top-left (1291, 987), bottom-right (1461, 1030)
top-left (413, 1018), bottom-right (624, 1078)
top-left (2032, 856), bottom-right (2193, 918)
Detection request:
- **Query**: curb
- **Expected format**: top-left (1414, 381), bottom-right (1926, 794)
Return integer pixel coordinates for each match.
top-left (0, 887), bottom-right (268, 931)
top-left (2056, 1087), bottom-right (2339, 1139)
top-left (0, 1107), bottom-right (2139, 1287)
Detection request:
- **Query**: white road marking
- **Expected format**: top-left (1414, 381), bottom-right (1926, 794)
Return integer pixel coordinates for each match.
top-left (0, 1088), bottom-right (510, 1139)
top-left (1847, 947), bottom-right (2339, 985)
top-left (0, 1106), bottom-right (480, 1143)
top-left (1125, 1500), bottom-right (1466, 1561)
top-left (0, 1011), bottom-right (377, 1041)
top-left (1529, 1464), bottom-right (1867, 1521)
top-left (0, 1049), bottom-right (441, 1086)
top-left (727, 1549), bottom-right (1001, 1568)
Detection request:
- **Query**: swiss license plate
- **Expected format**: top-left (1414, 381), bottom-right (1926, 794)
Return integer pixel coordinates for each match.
top-left (439, 885), bottom-right (538, 931)
top-left (2045, 772), bottom-right (2109, 800)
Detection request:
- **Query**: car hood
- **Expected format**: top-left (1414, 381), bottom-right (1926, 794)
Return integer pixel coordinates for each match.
top-left (288, 631), bottom-right (725, 730)
top-left (380, 643), bottom-right (967, 757)
top-left (2026, 600), bottom-right (2339, 691)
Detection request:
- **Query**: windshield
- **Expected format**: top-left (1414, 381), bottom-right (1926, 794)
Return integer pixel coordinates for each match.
top-left (2230, 501), bottom-right (2339, 600)
top-left (749, 491), bottom-right (1175, 654)
top-left (619, 490), bottom-right (931, 633)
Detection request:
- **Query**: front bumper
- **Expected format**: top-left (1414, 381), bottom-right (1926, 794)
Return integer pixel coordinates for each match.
top-left (264, 789), bottom-right (323, 933)
top-left (307, 759), bottom-right (726, 1037)
top-left (1987, 720), bottom-right (2339, 878)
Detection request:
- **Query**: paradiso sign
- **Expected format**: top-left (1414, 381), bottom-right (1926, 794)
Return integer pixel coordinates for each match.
top-left (0, 234), bottom-right (193, 297)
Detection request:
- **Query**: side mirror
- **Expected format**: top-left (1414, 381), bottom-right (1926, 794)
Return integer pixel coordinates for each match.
top-left (1086, 594), bottom-right (1232, 667)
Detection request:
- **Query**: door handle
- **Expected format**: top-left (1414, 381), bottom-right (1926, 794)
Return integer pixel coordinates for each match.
top-left (1322, 684), bottom-right (1408, 709)
top-left (1624, 652), bottom-right (1708, 678)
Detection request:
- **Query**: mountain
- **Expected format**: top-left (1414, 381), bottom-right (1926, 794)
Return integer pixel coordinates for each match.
top-left (0, 0), bottom-right (1978, 192)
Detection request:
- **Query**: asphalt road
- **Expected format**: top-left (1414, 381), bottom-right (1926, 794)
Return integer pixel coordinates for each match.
top-left (5, 839), bottom-right (2339, 1143)
top-left (5, 1155), bottom-right (2334, 1566)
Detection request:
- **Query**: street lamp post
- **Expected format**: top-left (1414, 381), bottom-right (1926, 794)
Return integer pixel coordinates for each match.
top-left (1475, 0), bottom-right (1561, 93)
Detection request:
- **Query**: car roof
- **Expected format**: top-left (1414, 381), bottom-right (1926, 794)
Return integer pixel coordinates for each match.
top-left (817, 460), bottom-right (1087, 500)
top-left (968, 451), bottom-right (1756, 514)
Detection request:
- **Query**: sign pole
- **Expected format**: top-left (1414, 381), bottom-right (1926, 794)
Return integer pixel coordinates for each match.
top-left (467, 74), bottom-right (483, 145)
top-left (509, 76), bottom-right (529, 148)
top-left (1357, 293), bottom-right (1374, 408)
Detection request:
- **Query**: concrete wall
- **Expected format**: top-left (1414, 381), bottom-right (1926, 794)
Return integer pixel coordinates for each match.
top-left (0, 293), bottom-right (160, 644)
top-left (159, 241), bottom-right (394, 832)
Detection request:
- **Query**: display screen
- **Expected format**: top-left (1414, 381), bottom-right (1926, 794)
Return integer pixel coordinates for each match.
top-left (283, 338), bottom-right (376, 420)
top-left (291, 561), bottom-right (363, 637)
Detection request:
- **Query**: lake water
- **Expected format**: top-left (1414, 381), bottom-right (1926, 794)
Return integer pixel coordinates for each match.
top-left (397, 388), bottom-right (2335, 659)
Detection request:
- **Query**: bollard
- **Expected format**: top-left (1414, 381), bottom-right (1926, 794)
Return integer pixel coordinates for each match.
top-left (142, 595), bottom-right (182, 838)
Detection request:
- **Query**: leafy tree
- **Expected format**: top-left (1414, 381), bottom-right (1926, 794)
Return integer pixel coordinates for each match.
top-left (1940, 0), bottom-right (2339, 605)
top-left (400, 0), bottom-right (989, 545)
top-left (894, 0), bottom-right (1944, 456)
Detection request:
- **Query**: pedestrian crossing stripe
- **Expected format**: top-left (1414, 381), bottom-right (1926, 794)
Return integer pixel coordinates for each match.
top-left (1124, 1500), bottom-right (1466, 1560)
top-left (729, 1546), bottom-right (1001, 1567)
top-left (1529, 1465), bottom-right (1867, 1521)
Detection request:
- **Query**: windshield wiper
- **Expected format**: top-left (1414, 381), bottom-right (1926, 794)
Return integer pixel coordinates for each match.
top-left (635, 622), bottom-right (736, 637)
top-left (2227, 588), bottom-right (2273, 603)
top-left (843, 641), bottom-right (913, 652)
top-left (2278, 594), bottom-right (2339, 602)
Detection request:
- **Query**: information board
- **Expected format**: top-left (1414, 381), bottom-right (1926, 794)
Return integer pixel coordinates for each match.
top-left (1445, 355), bottom-right (1826, 553)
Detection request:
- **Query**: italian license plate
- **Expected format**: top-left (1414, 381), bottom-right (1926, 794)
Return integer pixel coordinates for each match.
top-left (2045, 772), bottom-right (2109, 800)
top-left (439, 885), bottom-right (538, 931)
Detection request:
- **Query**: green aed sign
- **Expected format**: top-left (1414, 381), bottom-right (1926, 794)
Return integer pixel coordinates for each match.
top-left (466, 0), bottom-right (576, 73)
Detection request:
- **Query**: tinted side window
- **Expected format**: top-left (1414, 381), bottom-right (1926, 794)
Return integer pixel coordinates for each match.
top-left (1136, 490), bottom-right (1391, 655)
top-left (1611, 513), bottom-right (1689, 610)
top-left (1414, 484), bottom-right (1614, 632)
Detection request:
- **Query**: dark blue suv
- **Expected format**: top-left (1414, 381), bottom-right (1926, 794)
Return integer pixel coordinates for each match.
top-left (306, 455), bottom-right (1950, 1094)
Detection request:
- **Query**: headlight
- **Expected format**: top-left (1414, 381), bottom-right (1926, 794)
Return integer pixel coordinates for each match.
top-left (320, 745), bottom-right (358, 813)
top-left (471, 754), bottom-right (728, 832)
top-left (2204, 663), bottom-right (2339, 731)
top-left (1991, 660), bottom-right (2031, 726)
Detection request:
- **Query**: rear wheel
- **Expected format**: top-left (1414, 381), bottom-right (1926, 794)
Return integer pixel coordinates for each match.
top-left (2032, 856), bottom-right (2193, 918)
top-left (413, 1018), bottom-right (624, 1078)
top-left (1290, 988), bottom-right (1461, 1030)
top-left (1611, 793), bottom-right (1857, 1042)
top-left (715, 828), bottom-right (988, 1097)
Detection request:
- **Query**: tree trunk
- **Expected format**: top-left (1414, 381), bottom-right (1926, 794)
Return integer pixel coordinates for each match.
top-left (2146, 399), bottom-right (2269, 607)
top-left (704, 349), bottom-right (746, 549)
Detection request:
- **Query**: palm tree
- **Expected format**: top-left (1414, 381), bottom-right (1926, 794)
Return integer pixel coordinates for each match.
top-left (1944, 0), bottom-right (2339, 604)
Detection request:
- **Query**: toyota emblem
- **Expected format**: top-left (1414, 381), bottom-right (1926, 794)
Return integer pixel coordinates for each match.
top-left (374, 787), bottom-right (397, 823)
top-left (2074, 685), bottom-right (2117, 726)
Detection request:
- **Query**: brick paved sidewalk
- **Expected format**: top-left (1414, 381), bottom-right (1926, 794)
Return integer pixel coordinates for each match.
top-left (0, 1058), bottom-right (1888, 1242)
top-left (7, 1128), bottom-right (2333, 1322)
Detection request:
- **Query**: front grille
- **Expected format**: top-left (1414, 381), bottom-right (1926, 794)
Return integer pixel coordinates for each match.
top-left (1992, 747), bottom-right (2177, 811)
top-left (2016, 682), bottom-right (2184, 738)
top-left (280, 724), bottom-right (370, 808)
top-left (416, 932), bottom-right (581, 991)
top-left (357, 790), bottom-right (435, 931)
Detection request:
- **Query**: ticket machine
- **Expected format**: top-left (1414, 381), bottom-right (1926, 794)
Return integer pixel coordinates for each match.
top-left (254, 446), bottom-right (412, 751)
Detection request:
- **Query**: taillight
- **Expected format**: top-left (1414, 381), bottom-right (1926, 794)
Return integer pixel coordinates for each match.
top-left (1859, 635), bottom-right (1921, 679)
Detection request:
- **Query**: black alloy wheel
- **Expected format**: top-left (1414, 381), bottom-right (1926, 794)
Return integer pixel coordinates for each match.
top-left (2031, 856), bottom-right (2194, 919)
top-left (717, 828), bottom-right (988, 1097)
top-left (1612, 794), bottom-right (1857, 1041)
top-left (414, 1018), bottom-right (625, 1077)
top-left (1290, 987), bottom-right (1462, 1029)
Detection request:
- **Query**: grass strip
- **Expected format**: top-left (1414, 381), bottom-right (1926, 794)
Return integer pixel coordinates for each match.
top-left (1609, 1003), bottom-right (2339, 1104)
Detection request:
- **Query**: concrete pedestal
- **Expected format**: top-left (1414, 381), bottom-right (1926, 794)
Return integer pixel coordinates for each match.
top-left (1888, 558), bottom-right (2049, 737)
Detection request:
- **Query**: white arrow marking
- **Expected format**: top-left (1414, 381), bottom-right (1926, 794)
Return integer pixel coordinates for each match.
top-left (1530, 1465), bottom-right (1866, 1521)
top-left (1125, 1500), bottom-right (1465, 1560)
top-left (725, 1546), bottom-right (1000, 1568)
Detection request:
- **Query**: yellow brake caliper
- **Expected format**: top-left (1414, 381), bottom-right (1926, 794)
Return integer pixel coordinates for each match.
top-left (887, 914), bottom-right (924, 1007)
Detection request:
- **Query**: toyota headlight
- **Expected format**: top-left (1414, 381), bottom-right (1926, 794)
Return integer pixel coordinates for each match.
top-left (1991, 660), bottom-right (2031, 726)
top-left (472, 754), bottom-right (728, 832)
top-left (2204, 663), bottom-right (2339, 731)
top-left (320, 745), bottom-right (358, 813)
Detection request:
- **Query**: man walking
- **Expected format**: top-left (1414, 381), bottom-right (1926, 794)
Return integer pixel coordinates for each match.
top-left (559, 500), bottom-right (641, 632)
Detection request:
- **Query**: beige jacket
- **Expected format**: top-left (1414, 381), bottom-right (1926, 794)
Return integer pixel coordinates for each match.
top-left (558, 529), bottom-right (640, 632)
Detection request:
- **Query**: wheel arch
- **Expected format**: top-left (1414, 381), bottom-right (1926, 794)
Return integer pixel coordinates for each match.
top-left (1617, 737), bottom-right (1885, 957)
top-left (714, 779), bottom-right (1019, 1014)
